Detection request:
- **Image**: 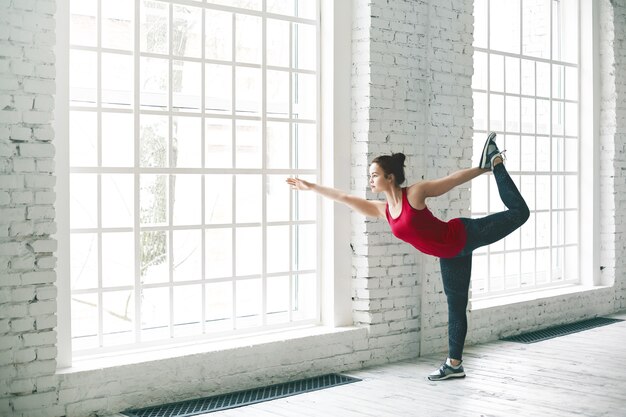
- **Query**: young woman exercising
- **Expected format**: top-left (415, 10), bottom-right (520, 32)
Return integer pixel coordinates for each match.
top-left (286, 132), bottom-right (529, 380)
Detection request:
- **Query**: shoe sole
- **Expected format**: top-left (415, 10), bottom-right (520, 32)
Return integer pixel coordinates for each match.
top-left (428, 372), bottom-right (466, 381)
top-left (479, 132), bottom-right (497, 169)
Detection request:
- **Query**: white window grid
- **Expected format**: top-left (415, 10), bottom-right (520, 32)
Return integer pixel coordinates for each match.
top-left (68, 0), bottom-right (321, 354)
top-left (470, 0), bottom-right (580, 298)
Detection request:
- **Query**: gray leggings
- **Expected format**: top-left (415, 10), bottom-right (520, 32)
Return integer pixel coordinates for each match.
top-left (440, 163), bottom-right (529, 360)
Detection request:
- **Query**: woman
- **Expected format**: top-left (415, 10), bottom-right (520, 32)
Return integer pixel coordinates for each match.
top-left (286, 132), bottom-right (529, 381)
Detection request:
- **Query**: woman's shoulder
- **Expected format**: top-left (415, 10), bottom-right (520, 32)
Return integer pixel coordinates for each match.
top-left (405, 182), bottom-right (427, 210)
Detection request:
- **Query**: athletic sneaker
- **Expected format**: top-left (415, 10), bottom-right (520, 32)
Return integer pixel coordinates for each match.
top-left (428, 361), bottom-right (466, 381)
top-left (478, 131), bottom-right (498, 169)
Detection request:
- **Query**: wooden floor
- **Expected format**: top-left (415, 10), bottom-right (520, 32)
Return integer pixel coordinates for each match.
top-left (204, 311), bottom-right (626, 417)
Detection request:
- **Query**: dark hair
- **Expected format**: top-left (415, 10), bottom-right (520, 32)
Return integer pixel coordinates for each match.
top-left (371, 153), bottom-right (406, 186)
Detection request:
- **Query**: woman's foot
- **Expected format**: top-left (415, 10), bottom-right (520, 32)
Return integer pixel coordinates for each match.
top-left (428, 359), bottom-right (466, 381)
top-left (478, 132), bottom-right (498, 169)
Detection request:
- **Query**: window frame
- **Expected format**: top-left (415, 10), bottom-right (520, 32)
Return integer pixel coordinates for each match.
top-left (470, 0), bottom-right (596, 299)
top-left (55, 0), bottom-right (354, 366)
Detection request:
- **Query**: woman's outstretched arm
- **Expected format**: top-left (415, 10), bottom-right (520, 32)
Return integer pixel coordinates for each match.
top-left (286, 177), bottom-right (386, 219)
top-left (412, 167), bottom-right (488, 201)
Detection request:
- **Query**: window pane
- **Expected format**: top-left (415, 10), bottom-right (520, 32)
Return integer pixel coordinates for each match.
top-left (267, 19), bottom-right (290, 67)
top-left (102, 0), bottom-right (133, 51)
top-left (489, 94), bottom-right (504, 132)
top-left (267, 225), bottom-right (289, 273)
top-left (565, 138), bottom-right (577, 173)
top-left (267, 276), bottom-right (289, 324)
top-left (102, 174), bottom-right (134, 228)
top-left (294, 123), bottom-right (316, 169)
top-left (140, 230), bottom-right (168, 284)
top-left (102, 53), bottom-right (133, 108)
top-left (473, 92), bottom-right (487, 131)
top-left (140, 57), bottom-right (169, 110)
top-left (473, 51), bottom-right (488, 91)
top-left (293, 73), bottom-right (316, 120)
top-left (206, 228), bottom-right (232, 278)
top-left (536, 99), bottom-right (550, 135)
top-left (267, 122), bottom-right (290, 169)
top-left (505, 57), bottom-right (520, 94)
top-left (236, 66), bottom-right (261, 116)
top-left (521, 174), bottom-right (535, 211)
top-left (293, 273), bottom-right (316, 320)
top-left (205, 9), bottom-right (232, 61)
top-left (102, 112), bottom-right (134, 167)
top-left (70, 50), bottom-right (97, 106)
top-left (206, 174), bottom-right (232, 225)
top-left (267, 70), bottom-right (290, 118)
top-left (102, 232), bottom-right (134, 287)
top-left (172, 116), bottom-right (201, 168)
top-left (140, 115), bottom-right (168, 168)
top-left (173, 5), bottom-right (202, 58)
top-left (553, 0), bottom-right (578, 64)
top-left (521, 98), bottom-right (535, 134)
top-left (70, 0), bottom-right (97, 47)
top-left (140, 174), bottom-right (168, 225)
top-left (69, 111), bottom-right (97, 167)
top-left (235, 14), bottom-right (262, 64)
top-left (235, 120), bottom-right (262, 169)
top-left (536, 212), bottom-right (550, 247)
top-left (552, 64), bottom-right (565, 100)
top-left (173, 230), bottom-right (202, 282)
top-left (71, 294), bottom-right (98, 350)
top-left (504, 251), bottom-right (520, 289)
top-left (173, 285), bottom-right (202, 336)
top-left (536, 175), bottom-right (550, 210)
top-left (294, 224), bottom-right (316, 271)
top-left (70, 233), bottom-right (98, 290)
top-left (536, 62), bottom-right (550, 98)
top-left (236, 227), bottom-right (261, 276)
top-left (236, 175), bottom-right (261, 223)
top-left (267, 175), bottom-right (290, 222)
top-left (473, 0), bottom-right (487, 48)
top-left (520, 136), bottom-right (535, 172)
top-left (205, 281), bottom-right (232, 331)
top-left (490, 54), bottom-right (504, 93)
top-left (565, 66), bottom-right (578, 101)
top-left (70, 174), bottom-right (97, 229)
top-left (294, 23), bottom-right (316, 71)
top-left (173, 60), bottom-right (201, 112)
top-left (522, 0), bottom-right (550, 59)
top-left (172, 174), bottom-right (202, 226)
top-left (565, 211), bottom-right (578, 245)
top-left (552, 101), bottom-right (564, 136)
top-left (236, 279), bottom-right (262, 328)
top-left (490, 0), bottom-right (520, 54)
top-left (521, 59), bottom-right (535, 96)
top-left (506, 96), bottom-right (520, 133)
top-left (141, 0), bottom-right (169, 54)
top-left (521, 250), bottom-right (535, 286)
top-left (504, 134), bottom-right (520, 172)
top-left (205, 64), bottom-right (232, 115)
top-left (102, 290), bottom-right (134, 346)
top-left (141, 287), bottom-right (169, 341)
top-left (206, 118), bottom-right (232, 168)
top-left (565, 175), bottom-right (577, 209)
top-left (565, 102), bottom-right (578, 136)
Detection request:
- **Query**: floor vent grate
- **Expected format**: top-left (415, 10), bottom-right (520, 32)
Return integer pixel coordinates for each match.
top-left (123, 373), bottom-right (361, 417)
top-left (502, 317), bottom-right (623, 344)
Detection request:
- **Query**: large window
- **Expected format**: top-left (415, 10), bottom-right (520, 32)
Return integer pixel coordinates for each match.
top-left (66, 0), bottom-right (320, 354)
top-left (471, 0), bottom-right (580, 297)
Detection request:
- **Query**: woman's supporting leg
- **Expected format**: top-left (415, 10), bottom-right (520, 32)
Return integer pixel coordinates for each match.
top-left (440, 254), bottom-right (473, 361)
top-left (460, 163), bottom-right (530, 254)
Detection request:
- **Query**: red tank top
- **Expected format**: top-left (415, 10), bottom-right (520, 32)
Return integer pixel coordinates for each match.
top-left (386, 188), bottom-right (467, 258)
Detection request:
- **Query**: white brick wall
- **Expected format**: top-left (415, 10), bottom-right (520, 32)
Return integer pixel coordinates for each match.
top-left (1, 0), bottom-right (625, 416)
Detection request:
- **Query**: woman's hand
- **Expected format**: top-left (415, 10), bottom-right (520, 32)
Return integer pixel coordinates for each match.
top-left (286, 177), bottom-right (314, 191)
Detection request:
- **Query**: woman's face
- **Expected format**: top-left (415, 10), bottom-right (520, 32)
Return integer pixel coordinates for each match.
top-left (369, 163), bottom-right (392, 192)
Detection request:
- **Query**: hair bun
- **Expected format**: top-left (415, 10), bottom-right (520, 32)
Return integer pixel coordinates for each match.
top-left (391, 153), bottom-right (406, 166)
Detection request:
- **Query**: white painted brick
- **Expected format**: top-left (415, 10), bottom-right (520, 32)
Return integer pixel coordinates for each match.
top-left (10, 317), bottom-right (35, 332)
top-left (28, 300), bottom-right (56, 316)
top-left (20, 270), bottom-right (55, 285)
top-left (22, 78), bottom-right (55, 94)
top-left (10, 126), bottom-right (33, 140)
top-left (11, 391), bottom-right (57, 412)
top-left (22, 330), bottom-right (56, 347)
top-left (13, 158), bottom-right (36, 172)
top-left (35, 314), bottom-right (56, 331)
top-left (22, 110), bottom-right (50, 124)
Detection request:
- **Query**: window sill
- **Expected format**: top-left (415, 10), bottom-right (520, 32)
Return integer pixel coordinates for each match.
top-left (57, 325), bottom-right (365, 374)
top-left (470, 284), bottom-right (612, 311)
